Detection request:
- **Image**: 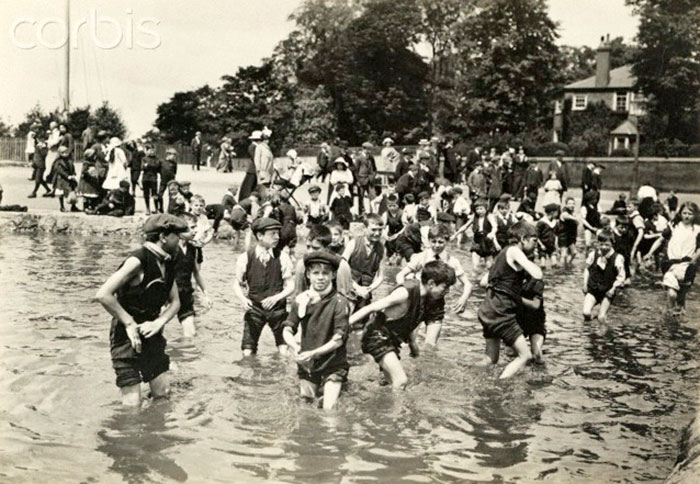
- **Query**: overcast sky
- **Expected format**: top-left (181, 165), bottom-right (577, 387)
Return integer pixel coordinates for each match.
top-left (0, 0), bottom-right (639, 136)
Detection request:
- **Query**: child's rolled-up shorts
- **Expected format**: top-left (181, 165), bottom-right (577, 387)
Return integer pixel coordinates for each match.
top-left (241, 303), bottom-right (288, 353)
top-left (297, 365), bottom-right (349, 387)
top-left (477, 290), bottom-right (523, 347)
top-left (361, 315), bottom-right (403, 363)
top-left (178, 289), bottom-right (196, 320)
top-left (109, 318), bottom-right (169, 388)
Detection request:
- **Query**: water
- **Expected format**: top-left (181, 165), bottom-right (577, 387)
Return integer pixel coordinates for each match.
top-left (0, 233), bottom-right (698, 483)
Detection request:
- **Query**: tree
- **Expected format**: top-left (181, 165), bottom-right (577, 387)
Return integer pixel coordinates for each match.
top-left (90, 102), bottom-right (128, 139)
top-left (564, 101), bottom-right (625, 156)
top-left (560, 37), bottom-right (639, 85)
top-left (455, 0), bottom-right (563, 136)
top-left (0, 117), bottom-right (12, 137)
top-left (154, 86), bottom-right (216, 144)
top-left (627, 0), bottom-right (700, 143)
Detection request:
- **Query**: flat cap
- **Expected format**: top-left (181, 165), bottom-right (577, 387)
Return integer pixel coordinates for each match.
top-left (251, 217), bottom-right (282, 233)
top-left (167, 179), bottom-right (180, 187)
top-left (143, 213), bottom-right (189, 235)
top-left (418, 191), bottom-right (431, 200)
top-left (179, 180), bottom-right (191, 187)
top-left (303, 250), bottom-right (340, 270)
top-left (544, 203), bottom-right (560, 213)
top-left (473, 198), bottom-right (488, 208)
top-left (308, 184), bottom-right (321, 194)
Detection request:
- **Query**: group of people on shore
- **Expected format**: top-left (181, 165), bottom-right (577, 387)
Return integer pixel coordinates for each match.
top-left (91, 128), bottom-right (699, 410)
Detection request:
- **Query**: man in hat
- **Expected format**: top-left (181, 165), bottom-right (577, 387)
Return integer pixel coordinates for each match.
top-left (440, 137), bottom-right (459, 184)
top-left (395, 162), bottom-right (418, 202)
top-left (356, 142), bottom-right (377, 215)
top-left (254, 130), bottom-right (275, 187)
top-left (239, 131), bottom-right (260, 200)
top-left (394, 148), bottom-right (412, 181)
top-left (96, 213), bottom-right (189, 406)
top-left (58, 123), bottom-right (73, 157)
top-left (233, 217), bottom-right (295, 356)
top-left (523, 158), bottom-right (544, 205)
top-left (316, 142), bottom-right (332, 182)
top-left (190, 131), bottom-right (203, 171)
top-left (547, 150), bottom-right (569, 197)
top-left (158, 148), bottom-right (178, 212)
top-left (283, 249), bottom-right (351, 410)
top-left (44, 121), bottom-right (61, 187)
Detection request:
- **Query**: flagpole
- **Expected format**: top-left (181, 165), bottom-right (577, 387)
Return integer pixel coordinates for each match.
top-left (65, 0), bottom-right (70, 112)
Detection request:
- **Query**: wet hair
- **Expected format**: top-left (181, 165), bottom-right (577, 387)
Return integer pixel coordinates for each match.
top-left (428, 223), bottom-right (451, 240)
top-left (363, 213), bottom-right (384, 227)
top-left (119, 179), bottom-right (130, 189)
top-left (191, 194), bottom-right (206, 205)
top-left (326, 220), bottom-right (344, 233)
top-left (597, 230), bottom-right (614, 244)
top-left (421, 260), bottom-right (456, 287)
top-left (309, 224), bottom-right (332, 248)
top-left (497, 200), bottom-right (509, 209)
top-left (507, 220), bottom-right (537, 244)
top-left (404, 193), bottom-right (415, 204)
top-left (180, 212), bottom-right (197, 223)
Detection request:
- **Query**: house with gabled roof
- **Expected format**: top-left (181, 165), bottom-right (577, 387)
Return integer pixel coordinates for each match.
top-left (553, 35), bottom-right (645, 154)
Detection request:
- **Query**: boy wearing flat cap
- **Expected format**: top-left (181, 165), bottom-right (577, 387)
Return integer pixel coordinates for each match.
top-left (233, 217), bottom-right (295, 356)
top-left (96, 214), bottom-right (188, 406)
top-left (283, 250), bottom-right (351, 410)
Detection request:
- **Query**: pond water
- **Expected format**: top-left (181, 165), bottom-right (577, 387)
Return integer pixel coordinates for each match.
top-left (0, 233), bottom-right (698, 483)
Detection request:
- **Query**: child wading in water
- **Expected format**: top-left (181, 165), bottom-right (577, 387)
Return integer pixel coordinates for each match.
top-left (517, 275), bottom-right (546, 363)
top-left (582, 230), bottom-right (626, 323)
top-left (477, 221), bottom-right (543, 379)
top-left (283, 251), bottom-right (351, 410)
top-left (233, 217), bottom-right (295, 356)
top-left (350, 261), bottom-right (456, 389)
top-left (645, 202), bottom-right (700, 314)
top-left (558, 197), bottom-right (578, 266)
top-left (96, 214), bottom-right (188, 406)
top-left (174, 213), bottom-right (213, 337)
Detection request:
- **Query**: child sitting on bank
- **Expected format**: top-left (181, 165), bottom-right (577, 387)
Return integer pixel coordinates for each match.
top-left (536, 203), bottom-right (560, 268)
top-left (350, 260), bottom-right (456, 389)
top-left (283, 251), bottom-right (351, 410)
top-left (476, 221), bottom-right (543, 379)
top-left (516, 274), bottom-right (546, 363)
top-left (395, 223), bottom-right (472, 346)
top-left (582, 230), bottom-right (626, 323)
top-left (232, 217), bottom-right (295, 356)
top-left (91, 179), bottom-right (135, 217)
top-left (329, 183), bottom-right (353, 230)
top-left (175, 213), bottom-right (213, 337)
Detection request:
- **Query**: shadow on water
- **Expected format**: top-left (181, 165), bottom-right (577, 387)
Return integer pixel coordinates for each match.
top-left (97, 401), bottom-right (191, 484)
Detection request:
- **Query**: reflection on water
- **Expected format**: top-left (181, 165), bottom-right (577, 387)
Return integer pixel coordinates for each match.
top-left (0, 233), bottom-right (698, 482)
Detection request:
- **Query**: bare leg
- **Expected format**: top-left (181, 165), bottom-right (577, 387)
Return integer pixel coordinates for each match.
top-left (242, 349), bottom-right (254, 357)
top-left (277, 344), bottom-right (289, 356)
top-left (667, 288), bottom-right (678, 311)
top-left (149, 373), bottom-right (170, 399)
top-left (472, 253), bottom-right (481, 271)
top-left (530, 334), bottom-right (545, 362)
top-left (597, 297), bottom-right (612, 323)
top-left (582, 293), bottom-right (597, 320)
top-left (299, 380), bottom-right (317, 400)
top-left (476, 338), bottom-right (500, 366)
top-left (322, 380), bottom-right (343, 410)
top-left (424, 322), bottom-right (442, 347)
top-left (499, 335), bottom-right (532, 379)
top-left (180, 315), bottom-right (196, 338)
top-left (378, 352), bottom-right (408, 389)
top-left (120, 384), bottom-right (141, 407)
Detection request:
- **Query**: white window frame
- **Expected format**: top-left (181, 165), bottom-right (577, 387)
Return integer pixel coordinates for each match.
top-left (554, 100), bottom-right (562, 114)
top-left (615, 91), bottom-right (629, 112)
top-left (572, 94), bottom-right (588, 111)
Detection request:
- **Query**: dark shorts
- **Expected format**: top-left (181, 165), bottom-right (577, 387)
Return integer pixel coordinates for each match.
top-left (558, 232), bottom-right (577, 248)
top-left (110, 318), bottom-right (170, 388)
top-left (540, 240), bottom-right (556, 256)
top-left (142, 179), bottom-right (157, 192)
top-left (178, 291), bottom-right (195, 320)
top-left (307, 215), bottom-right (326, 227)
top-left (588, 289), bottom-right (615, 305)
top-left (361, 320), bottom-right (402, 363)
top-left (517, 311), bottom-right (547, 340)
top-left (477, 290), bottom-right (523, 347)
top-left (242, 304), bottom-right (288, 352)
top-left (479, 316), bottom-right (523, 347)
top-left (297, 366), bottom-right (349, 387)
top-left (230, 209), bottom-right (249, 231)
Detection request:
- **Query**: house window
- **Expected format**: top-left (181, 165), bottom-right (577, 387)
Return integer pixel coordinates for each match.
top-left (572, 95), bottom-right (587, 111)
top-left (615, 91), bottom-right (629, 112)
top-left (554, 100), bottom-right (562, 114)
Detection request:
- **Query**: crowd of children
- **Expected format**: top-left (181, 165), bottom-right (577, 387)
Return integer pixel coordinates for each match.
top-left (96, 143), bottom-right (700, 411)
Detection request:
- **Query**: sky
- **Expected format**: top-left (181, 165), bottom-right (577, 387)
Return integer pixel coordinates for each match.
top-left (0, 0), bottom-right (640, 137)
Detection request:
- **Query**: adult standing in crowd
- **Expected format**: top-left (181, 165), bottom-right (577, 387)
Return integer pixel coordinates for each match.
top-left (44, 121), bottom-right (60, 186)
top-left (217, 137), bottom-right (233, 172)
top-left (58, 124), bottom-right (74, 157)
top-left (239, 130), bottom-right (260, 200)
top-left (466, 144), bottom-right (482, 174)
top-left (91, 130), bottom-right (110, 196)
top-left (523, 158), bottom-right (544, 205)
top-left (159, 148), bottom-right (178, 210)
top-left (394, 148), bottom-right (412, 181)
top-left (81, 125), bottom-right (94, 149)
top-left (511, 146), bottom-right (528, 200)
top-left (190, 131), bottom-right (202, 171)
top-left (356, 142), bottom-right (377, 215)
top-left (547, 150), bottom-right (569, 197)
top-left (316, 142), bottom-right (332, 182)
top-left (125, 140), bottom-right (143, 197)
top-left (25, 128), bottom-right (36, 180)
top-left (381, 137), bottom-right (400, 168)
top-left (254, 129), bottom-right (275, 189)
top-left (441, 137), bottom-right (459, 184)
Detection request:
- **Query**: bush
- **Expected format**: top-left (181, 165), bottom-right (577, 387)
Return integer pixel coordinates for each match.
top-left (610, 148), bottom-right (634, 157)
top-left (688, 144), bottom-right (700, 157)
top-left (534, 141), bottom-right (570, 156)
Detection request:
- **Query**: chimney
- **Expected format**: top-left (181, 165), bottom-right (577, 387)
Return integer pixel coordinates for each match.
top-left (595, 35), bottom-right (611, 88)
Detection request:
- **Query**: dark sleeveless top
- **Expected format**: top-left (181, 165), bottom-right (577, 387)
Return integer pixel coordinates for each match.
top-left (245, 246), bottom-right (284, 309)
top-left (487, 246), bottom-right (524, 300)
top-left (386, 210), bottom-right (404, 236)
top-left (584, 203), bottom-right (601, 229)
top-left (495, 214), bottom-right (516, 247)
top-left (473, 215), bottom-right (492, 238)
top-left (587, 250), bottom-right (621, 294)
top-left (348, 235), bottom-right (385, 286)
top-left (383, 280), bottom-right (424, 342)
top-left (175, 242), bottom-right (200, 296)
top-left (117, 247), bottom-right (176, 324)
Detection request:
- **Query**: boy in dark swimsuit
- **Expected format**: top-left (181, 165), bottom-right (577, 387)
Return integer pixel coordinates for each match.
top-left (477, 221), bottom-right (543, 379)
top-left (96, 214), bottom-right (188, 406)
top-left (582, 230), bottom-right (626, 323)
top-left (349, 261), bottom-right (456, 389)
